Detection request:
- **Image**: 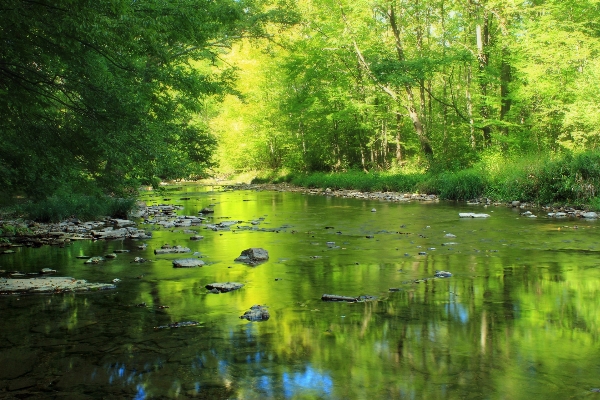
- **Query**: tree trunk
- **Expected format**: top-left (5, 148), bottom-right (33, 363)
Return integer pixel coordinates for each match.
top-left (395, 112), bottom-right (403, 163)
top-left (476, 11), bottom-right (492, 147)
top-left (466, 64), bottom-right (476, 149)
top-left (388, 5), bottom-right (434, 161)
top-left (500, 47), bottom-right (512, 138)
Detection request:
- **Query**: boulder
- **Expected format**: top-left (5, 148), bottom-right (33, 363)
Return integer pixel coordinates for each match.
top-left (172, 258), bottom-right (205, 268)
top-left (582, 212), bottom-right (598, 219)
top-left (205, 282), bottom-right (244, 293)
top-left (234, 248), bottom-right (269, 264)
top-left (239, 305), bottom-right (270, 321)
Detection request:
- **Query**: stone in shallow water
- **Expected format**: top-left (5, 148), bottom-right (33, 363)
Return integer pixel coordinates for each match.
top-left (154, 321), bottom-right (200, 329)
top-left (205, 282), bottom-right (244, 293)
top-left (239, 305), bottom-right (270, 321)
top-left (234, 248), bottom-right (269, 264)
top-left (84, 256), bottom-right (105, 264)
top-left (154, 245), bottom-right (191, 255)
top-left (172, 258), bottom-right (205, 268)
top-left (0, 277), bottom-right (116, 294)
top-left (459, 213), bottom-right (490, 218)
top-left (434, 270), bottom-right (452, 278)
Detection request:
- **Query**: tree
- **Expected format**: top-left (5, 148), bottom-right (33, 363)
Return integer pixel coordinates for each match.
top-left (0, 0), bottom-right (294, 198)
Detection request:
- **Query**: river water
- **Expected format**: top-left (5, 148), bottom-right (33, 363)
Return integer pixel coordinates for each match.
top-left (1, 185), bottom-right (600, 399)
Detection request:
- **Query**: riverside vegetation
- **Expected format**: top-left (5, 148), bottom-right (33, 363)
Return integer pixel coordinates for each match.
top-left (253, 151), bottom-right (600, 210)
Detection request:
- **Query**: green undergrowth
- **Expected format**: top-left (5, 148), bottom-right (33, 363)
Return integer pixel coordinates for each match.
top-left (17, 194), bottom-right (136, 222)
top-left (250, 151), bottom-right (600, 210)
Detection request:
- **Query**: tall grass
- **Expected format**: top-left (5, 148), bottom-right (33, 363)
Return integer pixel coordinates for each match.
top-left (18, 194), bottom-right (136, 222)
top-left (288, 171), bottom-right (424, 193)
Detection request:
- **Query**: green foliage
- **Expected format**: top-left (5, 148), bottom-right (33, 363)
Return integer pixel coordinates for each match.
top-left (418, 170), bottom-right (486, 201)
top-left (0, 0), bottom-right (295, 199)
top-left (289, 170), bottom-right (424, 193)
top-left (283, 150), bottom-right (600, 207)
top-left (18, 194), bottom-right (136, 223)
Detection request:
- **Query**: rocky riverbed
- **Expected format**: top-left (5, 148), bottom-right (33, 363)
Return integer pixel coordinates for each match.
top-left (0, 183), bottom-right (597, 251)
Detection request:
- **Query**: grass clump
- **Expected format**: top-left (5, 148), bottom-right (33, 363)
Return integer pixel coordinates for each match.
top-left (418, 170), bottom-right (486, 200)
top-left (18, 194), bottom-right (136, 222)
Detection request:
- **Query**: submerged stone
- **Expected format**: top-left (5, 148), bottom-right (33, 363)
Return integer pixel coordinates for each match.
top-left (154, 321), bottom-right (200, 329)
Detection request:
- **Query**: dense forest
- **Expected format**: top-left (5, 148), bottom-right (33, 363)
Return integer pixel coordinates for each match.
top-left (214, 0), bottom-right (600, 172)
top-left (2, 0), bottom-right (600, 210)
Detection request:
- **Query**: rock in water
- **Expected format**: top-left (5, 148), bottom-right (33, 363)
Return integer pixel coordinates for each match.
top-left (154, 245), bottom-right (191, 255)
top-left (84, 256), bottom-right (106, 264)
top-left (459, 213), bottom-right (490, 218)
top-left (172, 258), bottom-right (205, 268)
top-left (234, 248), bottom-right (269, 264)
top-left (434, 270), bottom-right (452, 278)
top-left (240, 305), bottom-right (270, 321)
top-left (205, 282), bottom-right (244, 293)
top-left (0, 277), bottom-right (115, 294)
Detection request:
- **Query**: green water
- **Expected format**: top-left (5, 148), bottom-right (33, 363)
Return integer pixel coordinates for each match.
top-left (1, 185), bottom-right (600, 399)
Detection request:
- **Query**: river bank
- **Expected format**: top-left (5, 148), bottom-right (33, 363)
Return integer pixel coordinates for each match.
top-left (246, 151), bottom-right (600, 210)
top-left (1, 182), bottom-right (597, 249)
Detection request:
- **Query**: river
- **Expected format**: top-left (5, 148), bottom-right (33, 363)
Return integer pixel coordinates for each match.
top-left (1, 184), bottom-right (599, 399)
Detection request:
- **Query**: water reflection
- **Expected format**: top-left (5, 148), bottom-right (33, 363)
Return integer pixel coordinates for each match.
top-left (1, 185), bottom-right (600, 398)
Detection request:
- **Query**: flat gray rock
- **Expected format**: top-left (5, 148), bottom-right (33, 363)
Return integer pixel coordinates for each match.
top-left (173, 258), bottom-right (205, 268)
top-left (205, 282), bottom-right (244, 293)
top-left (154, 245), bottom-right (191, 255)
top-left (459, 213), bottom-right (490, 218)
top-left (0, 277), bottom-right (116, 294)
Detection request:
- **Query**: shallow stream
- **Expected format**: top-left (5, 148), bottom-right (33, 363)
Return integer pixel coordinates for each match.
top-left (1, 185), bottom-right (600, 399)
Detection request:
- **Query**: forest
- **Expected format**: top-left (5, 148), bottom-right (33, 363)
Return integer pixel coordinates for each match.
top-left (3, 0), bottom-right (600, 214)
